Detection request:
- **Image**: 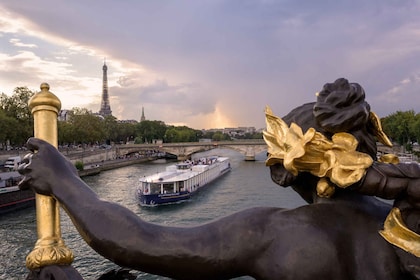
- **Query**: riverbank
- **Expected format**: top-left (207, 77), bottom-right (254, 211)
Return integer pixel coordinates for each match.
top-left (78, 156), bottom-right (158, 177)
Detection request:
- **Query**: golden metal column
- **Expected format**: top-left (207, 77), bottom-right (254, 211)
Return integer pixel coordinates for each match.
top-left (26, 83), bottom-right (73, 269)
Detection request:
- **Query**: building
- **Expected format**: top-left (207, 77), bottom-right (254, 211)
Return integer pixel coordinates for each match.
top-left (98, 60), bottom-right (112, 117)
top-left (58, 109), bottom-right (72, 122)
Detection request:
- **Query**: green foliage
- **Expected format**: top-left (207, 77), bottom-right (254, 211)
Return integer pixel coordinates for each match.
top-left (164, 126), bottom-right (201, 142)
top-left (0, 87), bottom-right (34, 120)
top-left (102, 115), bottom-right (118, 142)
top-left (251, 132), bottom-right (263, 139)
top-left (115, 121), bottom-right (137, 143)
top-left (0, 86), bottom-right (261, 147)
top-left (211, 131), bottom-right (230, 141)
top-left (200, 131), bottom-right (231, 141)
top-left (58, 108), bottom-right (106, 143)
top-left (381, 110), bottom-right (420, 151)
top-left (0, 110), bottom-right (19, 143)
top-left (410, 116), bottom-right (420, 146)
top-left (58, 121), bottom-right (74, 144)
top-left (75, 161), bottom-right (84, 171)
top-left (58, 112), bottom-right (137, 145)
top-left (0, 87), bottom-right (35, 146)
top-left (235, 132), bottom-right (263, 140)
top-left (135, 120), bottom-right (167, 143)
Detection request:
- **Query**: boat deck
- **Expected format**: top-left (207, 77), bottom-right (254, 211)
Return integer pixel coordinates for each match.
top-left (140, 157), bottom-right (229, 184)
top-left (143, 165), bottom-right (208, 183)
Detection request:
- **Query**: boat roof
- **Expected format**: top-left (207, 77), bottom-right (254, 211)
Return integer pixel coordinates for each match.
top-left (141, 169), bottom-right (200, 183)
top-left (140, 157), bottom-right (229, 183)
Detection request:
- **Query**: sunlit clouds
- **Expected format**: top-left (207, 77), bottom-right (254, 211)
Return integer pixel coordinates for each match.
top-left (1, 1), bottom-right (420, 129)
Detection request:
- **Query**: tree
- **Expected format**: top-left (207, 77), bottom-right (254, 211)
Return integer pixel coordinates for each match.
top-left (411, 114), bottom-right (420, 145)
top-left (382, 110), bottom-right (417, 150)
top-left (135, 120), bottom-right (167, 143)
top-left (0, 87), bottom-right (34, 120)
top-left (212, 131), bottom-right (230, 141)
top-left (0, 87), bottom-right (35, 146)
top-left (102, 115), bottom-right (119, 143)
top-left (164, 126), bottom-right (201, 143)
top-left (68, 108), bottom-right (105, 144)
top-left (115, 122), bottom-right (137, 143)
top-left (0, 109), bottom-right (20, 148)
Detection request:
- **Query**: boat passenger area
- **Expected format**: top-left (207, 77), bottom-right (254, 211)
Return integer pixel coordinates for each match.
top-left (0, 171), bottom-right (22, 190)
top-left (138, 156), bottom-right (231, 206)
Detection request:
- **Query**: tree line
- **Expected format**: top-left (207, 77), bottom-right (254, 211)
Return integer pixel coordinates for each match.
top-left (381, 110), bottom-right (420, 152)
top-left (0, 87), bottom-right (262, 150)
top-left (3, 87), bottom-right (420, 152)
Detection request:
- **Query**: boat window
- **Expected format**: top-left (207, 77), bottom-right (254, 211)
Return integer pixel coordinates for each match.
top-left (177, 163), bottom-right (190, 170)
top-left (178, 181), bottom-right (184, 191)
top-left (163, 183), bottom-right (174, 194)
top-left (150, 183), bottom-right (161, 194)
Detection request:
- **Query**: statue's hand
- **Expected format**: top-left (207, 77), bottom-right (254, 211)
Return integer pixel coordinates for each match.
top-left (18, 137), bottom-right (78, 196)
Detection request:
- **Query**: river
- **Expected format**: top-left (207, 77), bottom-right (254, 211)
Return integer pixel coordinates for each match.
top-left (0, 148), bottom-right (307, 280)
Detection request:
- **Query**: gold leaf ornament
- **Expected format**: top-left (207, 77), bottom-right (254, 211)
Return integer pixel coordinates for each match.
top-left (263, 106), bottom-right (373, 192)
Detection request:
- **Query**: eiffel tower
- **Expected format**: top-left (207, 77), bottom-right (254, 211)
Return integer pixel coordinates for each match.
top-left (99, 60), bottom-right (112, 117)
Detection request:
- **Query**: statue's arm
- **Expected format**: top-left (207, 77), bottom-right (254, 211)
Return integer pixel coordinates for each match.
top-left (352, 162), bottom-right (420, 205)
top-left (19, 138), bottom-right (271, 279)
top-left (351, 161), bottom-right (420, 233)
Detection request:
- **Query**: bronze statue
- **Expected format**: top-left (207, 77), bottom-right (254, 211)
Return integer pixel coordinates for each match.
top-left (19, 78), bottom-right (420, 279)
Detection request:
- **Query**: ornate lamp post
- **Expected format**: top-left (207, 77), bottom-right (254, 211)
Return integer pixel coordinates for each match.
top-left (26, 83), bottom-right (73, 269)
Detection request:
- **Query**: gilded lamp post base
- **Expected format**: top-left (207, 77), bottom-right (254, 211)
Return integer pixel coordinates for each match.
top-left (26, 238), bottom-right (74, 270)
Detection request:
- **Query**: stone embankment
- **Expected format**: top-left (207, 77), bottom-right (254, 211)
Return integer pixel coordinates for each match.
top-left (0, 149), bottom-right (159, 178)
top-left (78, 156), bottom-right (158, 177)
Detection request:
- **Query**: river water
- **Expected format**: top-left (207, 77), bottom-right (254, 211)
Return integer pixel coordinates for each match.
top-left (0, 149), bottom-right (307, 280)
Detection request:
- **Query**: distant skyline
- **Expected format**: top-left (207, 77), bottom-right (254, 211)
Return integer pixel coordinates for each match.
top-left (1, 1), bottom-right (420, 129)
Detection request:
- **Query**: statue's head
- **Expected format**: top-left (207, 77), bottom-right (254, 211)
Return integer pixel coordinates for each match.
top-left (313, 78), bottom-right (371, 133)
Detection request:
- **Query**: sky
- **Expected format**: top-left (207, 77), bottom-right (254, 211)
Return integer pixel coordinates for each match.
top-left (1, 1), bottom-right (420, 130)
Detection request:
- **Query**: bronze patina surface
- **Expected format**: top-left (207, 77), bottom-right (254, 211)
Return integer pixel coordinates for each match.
top-left (19, 78), bottom-right (420, 279)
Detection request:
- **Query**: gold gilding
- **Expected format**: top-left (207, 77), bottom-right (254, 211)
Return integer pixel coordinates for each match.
top-left (316, 177), bottom-right (335, 198)
top-left (263, 106), bottom-right (373, 196)
top-left (29, 83), bottom-right (62, 114)
top-left (380, 208), bottom-right (420, 257)
top-left (26, 83), bottom-right (73, 269)
top-left (369, 111), bottom-right (393, 147)
top-left (378, 153), bottom-right (400, 164)
top-left (263, 106), bottom-right (420, 256)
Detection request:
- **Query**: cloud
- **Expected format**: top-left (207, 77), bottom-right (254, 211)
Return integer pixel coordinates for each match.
top-left (1, 0), bottom-right (420, 129)
top-left (376, 73), bottom-right (420, 105)
top-left (9, 38), bottom-right (37, 48)
top-left (111, 78), bottom-right (216, 123)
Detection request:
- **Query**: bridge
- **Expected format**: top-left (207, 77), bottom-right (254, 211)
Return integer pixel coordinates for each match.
top-left (117, 140), bottom-right (268, 161)
top-left (0, 140), bottom-right (402, 166)
top-left (0, 140), bottom-right (268, 165)
top-left (115, 141), bottom-right (407, 162)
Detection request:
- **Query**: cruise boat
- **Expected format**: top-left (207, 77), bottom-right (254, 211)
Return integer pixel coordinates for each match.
top-left (0, 170), bottom-right (35, 214)
top-left (138, 156), bottom-right (231, 206)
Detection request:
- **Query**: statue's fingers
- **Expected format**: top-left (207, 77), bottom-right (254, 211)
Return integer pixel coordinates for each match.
top-left (25, 137), bottom-right (50, 153)
top-left (25, 137), bottom-right (38, 152)
top-left (18, 153), bottom-right (33, 175)
top-left (18, 153), bottom-right (34, 168)
top-left (21, 152), bottom-right (33, 165)
top-left (18, 176), bottom-right (32, 190)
